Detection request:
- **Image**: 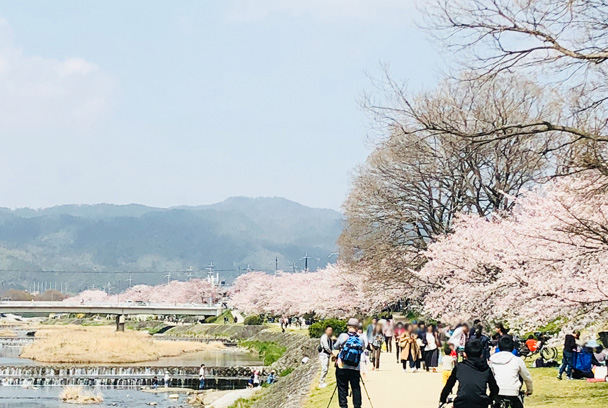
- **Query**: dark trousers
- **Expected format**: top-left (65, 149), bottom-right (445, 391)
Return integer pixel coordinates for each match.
top-left (385, 336), bottom-right (393, 353)
top-left (559, 350), bottom-right (574, 378)
top-left (494, 395), bottom-right (524, 408)
top-left (336, 368), bottom-right (361, 408)
top-left (372, 347), bottom-right (381, 369)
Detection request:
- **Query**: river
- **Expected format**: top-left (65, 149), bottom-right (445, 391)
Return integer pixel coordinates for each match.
top-left (0, 326), bottom-right (262, 407)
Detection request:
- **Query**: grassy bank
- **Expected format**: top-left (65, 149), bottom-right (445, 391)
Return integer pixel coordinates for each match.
top-left (21, 325), bottom-right (225, 364)
top-left (240, 340), bottom-right (286, 366)
top-left (526, 368), bottom-right (608, 408)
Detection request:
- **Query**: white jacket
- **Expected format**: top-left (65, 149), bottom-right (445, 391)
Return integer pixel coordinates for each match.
top-left (490, 351), bottom-right (533, 397)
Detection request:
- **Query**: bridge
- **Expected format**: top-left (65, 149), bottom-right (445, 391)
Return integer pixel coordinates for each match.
top-left (0, 301), bottom-right (224, 317)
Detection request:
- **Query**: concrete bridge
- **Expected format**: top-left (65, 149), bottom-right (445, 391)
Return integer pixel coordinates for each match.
top-left (0, 302), bottom-right (224, 330)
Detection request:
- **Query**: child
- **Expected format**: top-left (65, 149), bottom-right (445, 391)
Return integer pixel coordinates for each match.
top-left (441, 347), bottom-right (455, 385)
top-left (440, 340), bottom-right (499, 408)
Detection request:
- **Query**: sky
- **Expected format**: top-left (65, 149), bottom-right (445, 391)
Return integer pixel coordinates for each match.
top-left (0, 0), bottom-right (441, 211)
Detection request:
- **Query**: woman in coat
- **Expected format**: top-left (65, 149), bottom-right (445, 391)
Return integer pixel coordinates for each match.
top-left (399, 329), bottom-right (422, 372)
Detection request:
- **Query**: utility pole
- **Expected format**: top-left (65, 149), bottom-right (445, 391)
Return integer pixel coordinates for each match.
top-left (186, 266), bottom-right (193, 281)
top-left (275, 256), bottom-right (278, 271)
top-left (165, 272), bottom-right (171, 285)
top-left (300, 252), bottom-right (311, 272)
top-left (127, 276), bottom-right (133, 287)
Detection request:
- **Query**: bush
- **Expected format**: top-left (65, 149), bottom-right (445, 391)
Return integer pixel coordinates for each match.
top-left (308, 319), bottom-right (346, 338)
top-left (244, 315), bottom-right (263, 326)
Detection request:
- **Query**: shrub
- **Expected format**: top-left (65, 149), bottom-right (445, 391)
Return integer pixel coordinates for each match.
top-left (308, 319), bottom-right (346, 338)
top-left (244, 315), bottom-right (263, 326)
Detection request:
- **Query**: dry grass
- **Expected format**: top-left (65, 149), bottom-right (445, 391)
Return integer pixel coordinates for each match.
top-left (0, 328), bottom-right (17, 337)
top-left (59, 386), bottom-right (104, 404)
top-left (21, 325), bottom-right (225, 364)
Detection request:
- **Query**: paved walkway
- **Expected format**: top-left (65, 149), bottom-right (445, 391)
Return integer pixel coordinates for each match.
top-left (356, 350), bottom-right (445, 407)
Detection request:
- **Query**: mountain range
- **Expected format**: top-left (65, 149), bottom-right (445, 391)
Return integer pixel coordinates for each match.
top-left (0, 197), bottom-right (343, 293)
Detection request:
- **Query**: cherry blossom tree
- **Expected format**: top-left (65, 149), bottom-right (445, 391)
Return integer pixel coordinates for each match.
top-left (418, 171), bottom-right (608, 328)
top-left (64, 279), bottom-right (218, 305)
top-left (230, 264), bottom-right (405, 318)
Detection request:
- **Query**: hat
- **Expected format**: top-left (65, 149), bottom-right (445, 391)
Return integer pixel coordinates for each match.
top-left (347, 318), bottom-right (359, 327)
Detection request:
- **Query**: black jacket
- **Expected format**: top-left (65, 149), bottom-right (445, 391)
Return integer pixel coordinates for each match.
top-left (564, 335), bottom-right (577, 353)
top-left (440, 358), bottom-right (499, 408)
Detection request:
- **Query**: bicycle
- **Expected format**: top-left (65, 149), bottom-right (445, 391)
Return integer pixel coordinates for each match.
top-left (438, 396), bottom-right (454, 408)
top-left (518, 333), bottom-right (558, 361)
top-left (494, 391), bottom-right (527, 408)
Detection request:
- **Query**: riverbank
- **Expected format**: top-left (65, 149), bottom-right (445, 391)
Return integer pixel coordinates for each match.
top-left (20, 325), bottom-right (225, 364)
top-left (167, 324), bottom-right (319, 408)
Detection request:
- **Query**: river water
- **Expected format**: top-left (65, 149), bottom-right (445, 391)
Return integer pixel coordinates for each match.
top-left (0, 328), bottom-right (262, 407)
top-left (0, 386), bottom-right (199, 408)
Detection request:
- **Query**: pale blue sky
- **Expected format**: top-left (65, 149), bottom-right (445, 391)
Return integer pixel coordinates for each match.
top-left (0, 0), bottom-right (441, 210)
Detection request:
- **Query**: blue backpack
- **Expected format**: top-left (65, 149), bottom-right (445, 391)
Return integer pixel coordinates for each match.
top-left (339, 333), bottom-right (364, 367)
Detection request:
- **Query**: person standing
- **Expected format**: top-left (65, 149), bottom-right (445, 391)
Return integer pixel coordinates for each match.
top-left (424, 324), bottom-right (441, 372)
top-left (490, 336), bottom-right (533, 408)
top-left (333, 318), bottom-right (364, 408)
top-left (198, 364), bottom-right (206, 390)
top-left (164, 372), bottom-right (170, 388)
top-left (318, 326), bottom-right (334, 388)
top-left (558, 331), bottom-right (580, 380)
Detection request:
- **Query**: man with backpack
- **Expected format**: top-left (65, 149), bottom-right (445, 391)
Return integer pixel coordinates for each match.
top-left (333, 318), bottom-right (364, 408)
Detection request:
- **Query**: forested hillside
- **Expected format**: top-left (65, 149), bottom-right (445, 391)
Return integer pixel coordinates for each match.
top-left (0, 197), bottom-right (342, 293)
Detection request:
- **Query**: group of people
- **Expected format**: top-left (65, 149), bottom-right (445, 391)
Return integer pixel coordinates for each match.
top-left (319, 317), bottom-right (535, 408)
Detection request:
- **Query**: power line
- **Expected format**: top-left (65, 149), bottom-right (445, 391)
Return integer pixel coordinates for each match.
top-left (0, 268), bottom-right (241, 274)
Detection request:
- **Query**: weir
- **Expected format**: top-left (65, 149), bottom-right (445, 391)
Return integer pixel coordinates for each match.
top-left (0, 365), bottom-right (267, 389)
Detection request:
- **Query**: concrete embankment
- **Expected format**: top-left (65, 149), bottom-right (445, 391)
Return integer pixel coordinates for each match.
top-left (167, 324), bottom-right (319, 408)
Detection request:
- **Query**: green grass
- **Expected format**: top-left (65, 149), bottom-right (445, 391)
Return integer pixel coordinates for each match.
top-left (304, 364), bottom-right (337, 408)
top-left (280, 367), bottom-right (294, 377)
top-left (240, 340), bottom-right (286, 365)
top-left (227, 390), bottom-right (265, 408)
top-left (526, 367), bottom-right (608, 408)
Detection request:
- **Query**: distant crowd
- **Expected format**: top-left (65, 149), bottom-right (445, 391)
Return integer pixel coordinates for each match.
top-left (319, 316), bottom-right (608, 408)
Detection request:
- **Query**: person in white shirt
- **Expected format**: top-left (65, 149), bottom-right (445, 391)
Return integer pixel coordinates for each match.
top-left (198, 364), bottom-right (205, 390)
top-left (424, 324), bottom-right (441, 372)
top-left (490, 336), bottom-right (533, 408)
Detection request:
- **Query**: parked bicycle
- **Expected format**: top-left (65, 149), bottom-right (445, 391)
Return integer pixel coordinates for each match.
top-left (518, 332), bottom-right (557, 360)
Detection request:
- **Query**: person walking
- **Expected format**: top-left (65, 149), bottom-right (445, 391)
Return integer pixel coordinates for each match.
top-left (366, 317), bottom-right (377, 346)
top-left (558, 331), bottom-right (580, 380)
top-left (383, 316), bottom-right (394, 353)
top-left (198, 364), bottom-right (206, 390)
top-left (399, 330), bottom-right (422, 373)
top-left (318, 326), bottom-right (334, 388)
top-left (333, 318), bottom-right (364, 408)
top-left (490, 336), bottom-right (533, 408)
top-left (440, 340), bottom-right (499, 408)
top-left (394, 322), bottom-right (406, 363)
top-left (424, 324), bottom-right (441, 372)
top-left (371, 322), bottom-right (384, 370)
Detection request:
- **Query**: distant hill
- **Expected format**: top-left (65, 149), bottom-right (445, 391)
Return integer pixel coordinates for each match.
top-left (0, 197), bottom-right (343, 293)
